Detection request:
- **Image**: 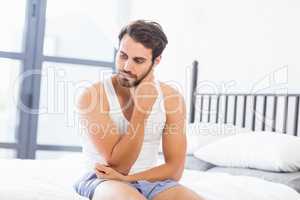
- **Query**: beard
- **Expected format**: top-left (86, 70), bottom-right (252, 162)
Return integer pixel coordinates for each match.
top-left (116, 65), bottom-right (153, 88)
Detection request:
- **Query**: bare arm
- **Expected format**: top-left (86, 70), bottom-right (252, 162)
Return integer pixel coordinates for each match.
top-left (106, 108), bottom-right (148, 174)
top-left (79, 74), bottom-right (157, 175)
top-left (123, 84), bottom-right (187, 182)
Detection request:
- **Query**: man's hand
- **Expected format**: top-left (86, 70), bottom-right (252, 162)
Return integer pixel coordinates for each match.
top-left (95, 163), bottom-right (128, 182)
top-left (129, 69), bottom-right (158, 117)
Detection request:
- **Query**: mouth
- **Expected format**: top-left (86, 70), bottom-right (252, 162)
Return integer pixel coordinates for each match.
top-left (119, 72), bottom-right (136, 80)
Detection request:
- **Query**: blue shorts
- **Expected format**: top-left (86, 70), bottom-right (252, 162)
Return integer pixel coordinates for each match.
top-left (74, 172), bottom-right (179, 200)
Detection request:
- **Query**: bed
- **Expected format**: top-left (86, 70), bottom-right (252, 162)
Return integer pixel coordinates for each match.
top-left (1, 60), bottom-right (300, 200)
top-left (0, 156), bottom-right (299, 200)
top-left (184, 60), bottom-right (300, 199)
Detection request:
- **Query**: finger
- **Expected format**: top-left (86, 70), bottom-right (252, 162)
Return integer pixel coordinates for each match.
top-left (95, 168), bottom-right (106, 174)
top-left (95, 171), bottom-right (105, 179)
top-left (95, 164), bottom-right (107, 173)
top-left (96, 171), bottom-right (110, 180)
top-left (95, 163), bottom-right (103, 168)
top-left (96, 163), bottom-right (107, 169)
top-left (95, 164), bottom-right (103, 171)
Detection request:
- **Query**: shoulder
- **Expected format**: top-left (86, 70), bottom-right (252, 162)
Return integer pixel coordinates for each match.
top-left (77, 81), bottom-right (109, 113)
top-left (160, 82), bottom-right (181, 96)
top-left (159, 82), bottom-right (186, 116)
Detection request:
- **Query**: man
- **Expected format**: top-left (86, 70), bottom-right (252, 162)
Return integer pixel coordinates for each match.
top-left (74, 20), bottom-right (204, 200)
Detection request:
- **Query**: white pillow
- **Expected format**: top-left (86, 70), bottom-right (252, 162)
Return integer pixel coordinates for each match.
top-left (194, 132), bottom-right (300, 172)
top-left (186, 123), bottom-right (250, 154)
top-left (158, 123), bottom-right (250, 154)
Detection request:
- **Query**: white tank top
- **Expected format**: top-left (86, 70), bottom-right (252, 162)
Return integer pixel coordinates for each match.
top-left (81, 75), bottom-right (166, 174)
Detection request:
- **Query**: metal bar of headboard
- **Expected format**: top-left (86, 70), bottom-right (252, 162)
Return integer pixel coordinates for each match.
top-left (224, 95), bottom-right (229, 123)
top-left (200, 95), bottom-right (204, 122)
top-left (294, 96), bottom-right (300, 136)
top-left (272, 96), bottom-right (277, 132)
top-left (242, 95), bottom-right (247, 128)
top-left (216, 95), bottom-right (220, 123)
top-left (233, 96), bottom-right (238, 125)
top-left (283, 96), bottom-right (289, 134)
top-left (262, 96), bottom-right (267, 131)
top-left (252, 96), bottom-right (257, 131)
top-left (207, 96), bottom-right (212, 122)
top-left (189, 61), bottom-right (198, 123)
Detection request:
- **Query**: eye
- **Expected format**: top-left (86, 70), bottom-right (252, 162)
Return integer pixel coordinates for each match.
top-left (119, 53), bottom-right (128, 59)
top-left (134, 59), bottom-right (144, 64)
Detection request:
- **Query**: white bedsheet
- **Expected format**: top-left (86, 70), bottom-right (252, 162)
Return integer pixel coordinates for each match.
top-left (0, 158), bottom-right (299, 200)
top-left (181, 169), bottom-right (300, 200)
top-left (0, 158), bottom-right (86, 200)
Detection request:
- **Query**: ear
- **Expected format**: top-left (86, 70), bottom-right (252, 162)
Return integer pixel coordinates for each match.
top-left (153, 56), bottom-right (161, 67)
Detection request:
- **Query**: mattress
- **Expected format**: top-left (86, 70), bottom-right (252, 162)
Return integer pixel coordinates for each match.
top-left (207, 166), bottom-right (300, 193)
top-left (0, 157), bottom-right (299, 200)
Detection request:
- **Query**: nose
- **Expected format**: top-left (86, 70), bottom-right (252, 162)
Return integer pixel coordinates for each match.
top-left (123, 60), bottom-right (134, 73)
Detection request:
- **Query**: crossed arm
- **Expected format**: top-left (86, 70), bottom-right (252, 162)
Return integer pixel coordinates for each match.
top-left (79, 82), bottom-right (187, 182)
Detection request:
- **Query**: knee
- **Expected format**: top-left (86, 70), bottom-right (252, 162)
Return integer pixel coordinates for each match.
top-left (152, 186), bottom-right (205, 200)
top-left (175, 191), bottom-right (205, 200)
top-left (94, 194), bottom-right (143, 200)
top-left (173, 189), bottom-right (205, 200)
top-left (92, 180), bottom-right (146, 200)
top-left (93, 194), bottom-right (145, 200)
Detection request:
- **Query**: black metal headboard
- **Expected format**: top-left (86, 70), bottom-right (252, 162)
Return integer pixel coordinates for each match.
top-left (189, 60), bottom-right (300, 136)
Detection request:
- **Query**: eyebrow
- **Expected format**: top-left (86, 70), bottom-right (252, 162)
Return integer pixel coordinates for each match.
top-left (120, 51), bottom-right (147, 61)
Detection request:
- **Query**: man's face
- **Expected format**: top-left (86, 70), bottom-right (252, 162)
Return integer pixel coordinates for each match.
top-left (115, 34), bottom-right (154, 88)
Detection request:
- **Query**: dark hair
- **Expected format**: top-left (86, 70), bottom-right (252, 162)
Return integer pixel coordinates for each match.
top-left (118, 20), bottom-right (168, 62)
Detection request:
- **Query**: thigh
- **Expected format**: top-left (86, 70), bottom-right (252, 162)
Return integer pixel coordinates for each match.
top-left (93, 180), bottom-right (147, 200)
top-left (152, 185), bottom-right (205, 200)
